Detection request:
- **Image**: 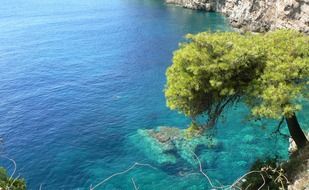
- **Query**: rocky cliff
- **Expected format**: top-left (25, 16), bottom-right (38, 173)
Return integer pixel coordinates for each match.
top-left (165, 0), bottom-right (309, 33)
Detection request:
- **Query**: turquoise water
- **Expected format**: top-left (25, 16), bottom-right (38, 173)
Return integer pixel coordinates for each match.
top-left (0, 0), bottom-right (307, 189)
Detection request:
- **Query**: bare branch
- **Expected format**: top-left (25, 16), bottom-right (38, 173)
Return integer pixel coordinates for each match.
top-left (229, 170), bottom-right (261, 189)
top-left (1, 156), bottom-right (17, 181)
top-left (89, 162), bottom-right (157, 190)
top-left (272, 117), bottom-right (289, 138)
top-left (190, 150), bottom-right (229, 189)
top-left (131, 178), bottom-right (139, 190)
top-left (245, 183), bottom-right (252, 190)
top-left (257, 173), bottom-right (266, 190)
top-left (9, 173), bottom-right (21, 189)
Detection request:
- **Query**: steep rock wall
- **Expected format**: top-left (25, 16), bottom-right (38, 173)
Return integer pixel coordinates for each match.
top-left (165, 0), bottom-right (219, 11)
top-left (166, 0), bottom-right (309, 33)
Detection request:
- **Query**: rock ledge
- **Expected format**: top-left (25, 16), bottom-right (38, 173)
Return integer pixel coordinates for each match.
top-left (166, 0), bottom-right (309, 33)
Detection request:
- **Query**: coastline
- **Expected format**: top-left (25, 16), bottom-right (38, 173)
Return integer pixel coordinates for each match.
top-left (165, 0), bottom-right (309, 33)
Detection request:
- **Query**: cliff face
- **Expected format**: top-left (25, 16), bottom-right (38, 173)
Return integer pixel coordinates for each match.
top-left (166, 0), bottom-right (309, 33)
top-left (165, 0), bottom-right (219, 11)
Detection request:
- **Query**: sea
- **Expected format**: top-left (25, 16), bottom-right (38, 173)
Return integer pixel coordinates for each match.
top-left (0, 0), bottom-right (307, 189)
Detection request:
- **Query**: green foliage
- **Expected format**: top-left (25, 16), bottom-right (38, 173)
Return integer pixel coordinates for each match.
top-left (0, 167), bottom-right (26, 190)
top-left (165, 32), bottom-right (266, 119)
top-left (245, 30), bottom-right (309, 119)
top-left (165, 30), bottom-right (309, 125)
top-left (241, 158), bottom-right (288, 190)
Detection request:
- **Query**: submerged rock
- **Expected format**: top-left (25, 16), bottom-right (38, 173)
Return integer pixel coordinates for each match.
top-left (135, 129), bottom-right (178, 164)
top-left (148, 126), bottom-right (182, 143)
top-left (133, 126), bottom-right (220, 166)
top-left (242, 134), bottom-right (255, 144)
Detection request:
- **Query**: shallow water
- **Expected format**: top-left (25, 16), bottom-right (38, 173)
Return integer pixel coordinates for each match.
top-left (0, 0), bottom-right (307, 189)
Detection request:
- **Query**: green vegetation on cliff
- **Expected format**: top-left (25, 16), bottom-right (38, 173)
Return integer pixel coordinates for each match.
top-left (165, 30), bottom-right (309, 148)
top-left (0, 167), bottom-right (26, 190)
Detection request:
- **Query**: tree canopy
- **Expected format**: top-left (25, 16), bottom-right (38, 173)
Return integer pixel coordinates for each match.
top-left (165, 30), bottom-right (309, 128)
top-left (245, 31), bottom-right (309, 120)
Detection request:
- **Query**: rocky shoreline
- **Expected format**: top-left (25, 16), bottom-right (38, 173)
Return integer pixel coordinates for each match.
top-left (165, 0), bottom-right (309, 33)
top-left (287, 133), bottom-right (309, 190)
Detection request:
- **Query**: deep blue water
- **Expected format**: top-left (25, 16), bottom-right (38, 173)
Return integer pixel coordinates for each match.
top-left (0, 0), bottom-right (308, 189)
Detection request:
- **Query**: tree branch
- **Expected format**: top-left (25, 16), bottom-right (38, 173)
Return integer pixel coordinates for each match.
top-left (1, 156), bottom-right (17, 181)
top-left (190, 150), bottom-right (229, 189)
top-left (257, 173), bottom-right (266, 190)
top-left (89, 162), bottom-right (157, 190)
top-left (131, 178), bottom-right (139, 190)
top-left (272, 117), bottom-right (289, 138)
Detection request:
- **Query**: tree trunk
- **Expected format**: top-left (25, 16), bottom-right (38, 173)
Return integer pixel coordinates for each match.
top-left (285, 113), bottom-right (308, 149)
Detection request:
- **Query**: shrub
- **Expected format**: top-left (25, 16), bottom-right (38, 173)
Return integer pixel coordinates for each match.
top-left (0, 167), bottom-right (26, 190)
top-left (241, 158), bottom-right (288, 190)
